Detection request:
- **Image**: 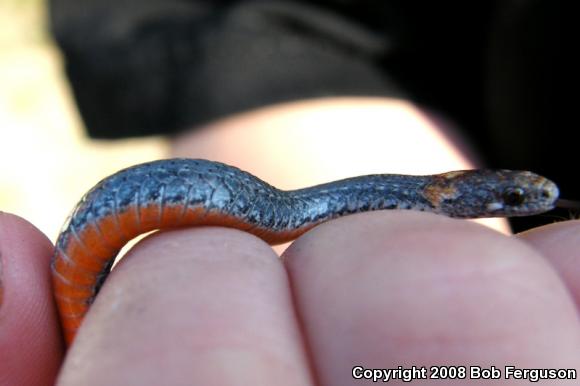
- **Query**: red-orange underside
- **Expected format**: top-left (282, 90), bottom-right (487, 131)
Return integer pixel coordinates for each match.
top-left (53, 204), bottom-right (311, 345)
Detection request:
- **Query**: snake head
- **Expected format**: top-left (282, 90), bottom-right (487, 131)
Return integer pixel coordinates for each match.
top-left (424, 170), bottom-right (559, 218)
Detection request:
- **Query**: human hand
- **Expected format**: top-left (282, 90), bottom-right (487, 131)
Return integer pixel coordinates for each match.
top-left (1, 211), bottom-right (579, 385)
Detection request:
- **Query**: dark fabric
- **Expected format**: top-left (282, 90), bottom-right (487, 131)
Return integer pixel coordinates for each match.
top-left (50, 0), bottom-right (567, 231)
top-left (49, 0), bottom-right (404, 138)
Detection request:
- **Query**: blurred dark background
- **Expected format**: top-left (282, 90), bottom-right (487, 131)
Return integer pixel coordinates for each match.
top-left (49, 0), bottom-right (567, 232)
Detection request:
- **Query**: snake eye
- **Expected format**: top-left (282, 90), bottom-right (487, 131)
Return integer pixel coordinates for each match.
top-left (502, 187), bottom-right (525, 206)
top-left (541, 189), bottom-right (551, 199)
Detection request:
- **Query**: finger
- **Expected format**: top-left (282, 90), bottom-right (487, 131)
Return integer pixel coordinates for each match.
top-left (284, 211), bottom-right (580, 386)
top-left (518, 220), bottom-right (580, 310)
top-left (57, 227), bottom-right (315, 386)
top-left (0, 212), bottom-right (63, 386)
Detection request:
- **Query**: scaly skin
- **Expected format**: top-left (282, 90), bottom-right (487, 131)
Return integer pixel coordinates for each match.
top-left (52, 158), bottom-right (559, 345)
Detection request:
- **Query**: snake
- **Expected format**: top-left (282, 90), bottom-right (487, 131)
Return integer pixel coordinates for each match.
top-left (51, 158), bottom-right (559, 345)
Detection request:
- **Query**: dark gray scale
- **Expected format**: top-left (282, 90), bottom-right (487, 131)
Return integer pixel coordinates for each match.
top-left (207, 180), bottom-right (233, 212)
top-left (284, 174), bottom-right (434, 229)
top-left (218, 173), bottom-right (252, 218)
top-left (161, 178), bottom-right (190, 208)
top-left (268, 195), bottom-right (294, 231)
top-left (185, 172), bottom-right (211, 209)
top-left (282, 195), bottom-right (310, 230)
top-left (255, 195), bottom-right (277, 229)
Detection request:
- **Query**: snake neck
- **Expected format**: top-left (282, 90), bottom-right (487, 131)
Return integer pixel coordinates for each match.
top-left (284, 174), bottom-right (435, 228)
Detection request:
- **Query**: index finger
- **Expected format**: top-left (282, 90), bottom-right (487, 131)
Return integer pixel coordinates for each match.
top-left (0, 212), bottom-right (63, 386)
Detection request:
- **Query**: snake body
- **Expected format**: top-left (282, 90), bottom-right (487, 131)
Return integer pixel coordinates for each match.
top-left (52, 158), bottom-right (559, 345)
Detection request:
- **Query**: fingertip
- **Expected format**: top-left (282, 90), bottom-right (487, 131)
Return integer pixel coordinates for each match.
top-left (0, 212), bottom-right (64, 385)
top-left (284, 211), bottom-right (580, 383)
top-left (518, 220), bottom-right (580, 310)
top-left (59, 227), bottom-right (314, 386)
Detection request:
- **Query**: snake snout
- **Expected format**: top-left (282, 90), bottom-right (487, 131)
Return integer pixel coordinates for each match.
top-left (539, 178), bottom-right (559, 205)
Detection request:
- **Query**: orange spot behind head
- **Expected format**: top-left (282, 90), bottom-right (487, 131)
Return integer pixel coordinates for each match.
top-left (438, 170), bottom-right (468, 179)
top-left (423, 174), bottom-right (461, 208)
